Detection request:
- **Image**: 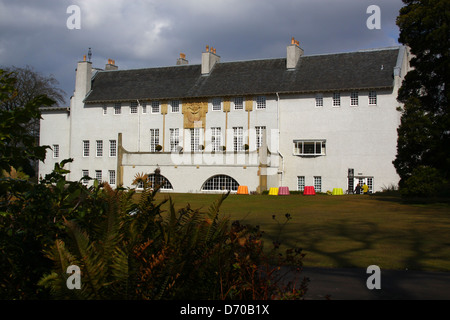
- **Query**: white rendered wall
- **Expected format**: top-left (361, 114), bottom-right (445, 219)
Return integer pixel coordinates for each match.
top-left (278, 90), bottom-right (402, 193)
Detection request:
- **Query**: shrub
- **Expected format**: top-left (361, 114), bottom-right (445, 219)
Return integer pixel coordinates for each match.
top-left (401, 166), bottom-right (448, 198)
top-left (36, 165), bottom-right (308, 300)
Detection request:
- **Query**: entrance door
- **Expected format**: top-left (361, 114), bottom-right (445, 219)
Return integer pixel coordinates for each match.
top-left (354, 177), bottom-right (373, 194)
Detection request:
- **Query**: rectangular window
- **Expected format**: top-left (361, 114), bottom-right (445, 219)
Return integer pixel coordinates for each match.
top-left (333, 93), bottom-right (340, 107)
top-left (297, 176), bottom-right (305, 191)
top-left (211, 127), bottom-right (221, 152)
top-left (142, 102), bottom-right (147, 114)
top-left (170, 128), bottom-right (180, 152)
top-left (109, 170), bottom-right (116, 185)
top-left (255, 126), bottom-right (266, 149)
top-left (96, 140), bottom-right (103, 157)
top-left (293, 140), bottom-right (326, 156)
top-left (150, 129), bottom-right (160, 152)
top-left (234, 97), bottom-right (243, 110)
top-left (256, 96), bottom-right (266, 109)
top-left (367, 177), bottom-right (374, 193)
top-left (315, 94), bottom-right (323, 107)
top-left (82, 170), bottom-right (89, 186)
top-left (171, 100), bottom-right (180, 113)
top-left (53, 144), bottom-right (59, 158)
top-left (212, 98), bottom-right (222, 111)
top-left (369, 91), bottom-right (377, 105)
top-left (314, 176), bottom-right (322, 192)
top-left (103, 105), bottom-right (107, 115)
top-left (83, 140), bottom-right (90, 157)
top-left (233, 127), bottom-right (244, 152)
top-left (350, 92), bottom-right (359, 106)
top-left (130, 101), bottom-right (138, 114)
top-left (151, 101), bottom-right (160, 114)
top-left (114, 103), bottom-right (121, 115)
top-left (95, 170), bottom-right (102, 182)
top-left (109, 140), bottom-right (117, 157)
top-left (190, 128), bottom-right (201, 152)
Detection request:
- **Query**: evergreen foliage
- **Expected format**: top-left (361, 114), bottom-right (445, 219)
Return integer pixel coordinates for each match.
top-left (394, 0), bottom-right (450, 196)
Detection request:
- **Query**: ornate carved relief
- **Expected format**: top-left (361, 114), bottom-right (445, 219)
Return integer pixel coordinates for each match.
top-left (182, 99), bottom-right (208, 128)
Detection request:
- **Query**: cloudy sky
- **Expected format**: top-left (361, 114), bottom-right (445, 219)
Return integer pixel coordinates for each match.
top-left (0, 0), bottom-right (405, 106)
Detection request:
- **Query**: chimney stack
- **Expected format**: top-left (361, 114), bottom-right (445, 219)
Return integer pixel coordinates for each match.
top-left (286, 37), bottom-right (304, 69)
top-left (202, 45), bottom-right (220, 75)
top-left (176, 52), bottom-right (189, 65)
top-left (105, 58), bottom-right (118, 71)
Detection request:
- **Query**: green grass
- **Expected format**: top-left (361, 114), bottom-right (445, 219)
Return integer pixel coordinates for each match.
top-left (151, 192), bottom-right (450, 272)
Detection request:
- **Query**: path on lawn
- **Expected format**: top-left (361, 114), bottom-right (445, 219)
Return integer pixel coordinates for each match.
top-left (297, 266), bottom-right (450, 300)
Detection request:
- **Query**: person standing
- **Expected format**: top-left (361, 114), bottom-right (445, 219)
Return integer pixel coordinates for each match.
top-left (362, 183), bottom-right (369, 194)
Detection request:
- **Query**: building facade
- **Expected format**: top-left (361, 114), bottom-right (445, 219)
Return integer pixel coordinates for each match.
top-left (39, 39), bottom-right (410, 194)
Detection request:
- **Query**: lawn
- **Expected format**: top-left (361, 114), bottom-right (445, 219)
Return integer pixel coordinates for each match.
top-left (152, 192), bottom-right (450, 272)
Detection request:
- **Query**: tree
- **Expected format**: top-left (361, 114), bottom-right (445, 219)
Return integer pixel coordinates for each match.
top-left (0, 65), bottom-right (65, 112)
top-left (0, 69), bottom-right (54, 177)
top-left (0, 66), bottom-right (66, 178)
top-left (393, 0), bottom-right (450, 196)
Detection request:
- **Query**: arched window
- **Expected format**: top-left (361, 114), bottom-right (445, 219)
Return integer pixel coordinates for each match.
top-left (146, 173), bottom-right (173, 190)
top-left (201, 175), bottom-right (239, 192)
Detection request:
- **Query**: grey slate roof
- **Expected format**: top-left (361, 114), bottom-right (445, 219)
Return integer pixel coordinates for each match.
top-left (84, 47), bottom-right (401, 104)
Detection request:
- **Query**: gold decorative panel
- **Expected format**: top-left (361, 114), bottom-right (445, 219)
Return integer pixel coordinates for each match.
top-left (245, 97), bottom-right (253, 111)
top-left (223, 99), bottom-right (231, 112)
top-left (182, 99), bottom-right (208, 129)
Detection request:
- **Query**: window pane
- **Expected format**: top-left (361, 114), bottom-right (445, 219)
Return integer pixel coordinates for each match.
top-left (109, 140), bottom-right (117, 157)
top-left (297, 176), bottom-right (305, 191)
top-left (212, 98), bottom-right (222, 111)
top-left (369, 91), bottom-right (377, 105)
top-left (256, 96), bottom-right (266, 109)
top-left (211, 127), bottom-right (221, 151)
top-left (151, 101), bottom-right (160, 113)
top-left (170, 128), bottom-right (180, 152)
top-left (95, 170), bottom-right (102, 182)
top-left (314, 176), bottom-right (322, 192)
top-left (304, 142), bottom-right (315, 154)
top-left (150, 129), bottom-right (160, 152)
top-left (53, 144), bottom-right (59, 158)
top-left (171, 100), bottom-right (180, 113)
top-left (114, 103), bottom-right (121, 114)
top-left (233, 127), bottom-right (243, 151)
top-left (109, 170), bottom-right (116, 185)
top-left (130, 101), bottom-right (138, 114)
top-left (351, 92), bottom-right (358, 106)
top-left (333, 93), bottom-right (340, 106)
top-left (83, 140), bottom-right (89, 157)
top-left (202, 175), bottom-right (239, 191)
top-left (315, 94), bottom-right (323, 107)
top-left (234, 97), bottom-right (243, 110)
top-left (96, 140), bottom-right (103, 157)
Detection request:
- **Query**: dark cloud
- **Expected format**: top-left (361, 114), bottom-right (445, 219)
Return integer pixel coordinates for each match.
top-left (0, 0), bottom-right (404, 105)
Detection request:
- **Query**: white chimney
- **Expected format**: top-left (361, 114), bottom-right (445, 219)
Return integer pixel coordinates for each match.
top-left (202, 45), bottom-right (220, 75)
top-left (74, 55), bottom-right (92, 101)
top-left (286, 37), bottom-right (304, 69)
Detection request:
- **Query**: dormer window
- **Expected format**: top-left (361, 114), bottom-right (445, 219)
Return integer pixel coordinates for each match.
top-left (151, 101), bottom-right (160, 114)
top-left (333, 93), bottom-right (340, 107)
top-left (212, 98), bottom-right (222, 111)
top-left (256, 96), bottom-right (266, 109)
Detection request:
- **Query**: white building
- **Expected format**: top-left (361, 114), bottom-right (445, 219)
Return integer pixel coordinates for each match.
top-left (39, 39), bottom-right (411, 194)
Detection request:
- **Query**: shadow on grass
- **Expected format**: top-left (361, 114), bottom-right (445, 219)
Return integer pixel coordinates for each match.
top-left (275, 218), bottom-right (449, 272)
top-left (370, 193), bottom-right (450, 206)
